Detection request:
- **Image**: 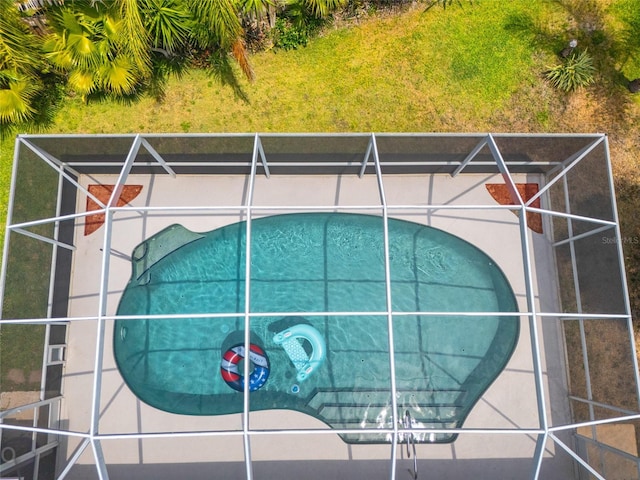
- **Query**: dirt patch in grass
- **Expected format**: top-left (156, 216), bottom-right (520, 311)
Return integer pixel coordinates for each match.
top-left (0, 391), bottom-right (41, 415)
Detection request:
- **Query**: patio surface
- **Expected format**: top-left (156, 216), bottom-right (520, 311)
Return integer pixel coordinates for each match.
top-left (58, 171), bottom-right (574, 479)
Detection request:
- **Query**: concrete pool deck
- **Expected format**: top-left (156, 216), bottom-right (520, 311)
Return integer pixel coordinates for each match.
top-left (59, 172), bottom-right (574, 479)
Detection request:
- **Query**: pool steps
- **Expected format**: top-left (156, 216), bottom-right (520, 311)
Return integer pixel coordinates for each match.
top-left (132, 224), bottom-right (204, 281)
top-left (307, 388), bottom-right (465, 443)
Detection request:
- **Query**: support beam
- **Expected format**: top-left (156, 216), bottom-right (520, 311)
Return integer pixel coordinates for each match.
top-left (550, 137), bottom-right (605, 177)
top-left (370, 134), bottom-right (400, 480)
top-left (451, 135), bottom-right (488, 177)
top-left (108, 135), bottom-right (143, 208)
top-left (91, 439), bottom-right (110, 480)
top-left (526, 206), bottom-right (616, 228)
top-left (487, 134), bottom-right (523, 206)
top-left (255, 134), bottom-right (271, 178)
top-left (568, 395), bottom-right (640, 417)
top-left (539, 135), bottom-right (605, 205)
top-left (575, 432), bottom-right (640, 467)
top-left (0, 139), bottom-right (25, 318)
top-left (520, 220), bottom-right (548, 432)
top-left (359, 135), bottom-right (374, 178)
top-left (552, 224), bottom-right (614, 248)
top-left (11, 227), bottom-right (76, 251)
top-left (140, 138), bottom-right (176, 177)
top-left (57, 438), bottom-right (91, 480)
top-left (88, 207), bottom-right (115, 451)
top-left (240, 134), bottom-right (261, 480)
top-left (549, 433), bottom-right (606, 480)
top-left (530, 433), bottom-right (548, 480)
top-left (0, 397), bottom-right (61, 420)
top-left (19, 139), bottom-right (83, 178)
top-left (550, 413), bottom-right (640, 432)
top-left (9, 210), bottom-right (100, 231)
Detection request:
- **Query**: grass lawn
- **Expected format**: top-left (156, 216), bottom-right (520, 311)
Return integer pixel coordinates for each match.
top-left (18, 2), bottom-right (559, 135)
top-left (1, 0), bottom-right (640, 393)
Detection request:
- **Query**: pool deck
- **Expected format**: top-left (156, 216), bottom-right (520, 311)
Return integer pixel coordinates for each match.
top-left (59, 172), bottom-right (574, 479)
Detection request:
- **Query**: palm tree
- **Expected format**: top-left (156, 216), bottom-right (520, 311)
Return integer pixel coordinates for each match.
top-left (0, 0), bottom-right (48, 137)
top-left (188, 0), bottom-right (254, 81)
top-left (302, 0), bottom-right (345, 19)
top-left (0, 71), bottom-right (37, 126)
top-left (42, 2), bottom-right (144, 100)
top-left (142, 0), bottom-right (192, 56)
top-left (115, 0), bottom-right (153, 80)
top-left (242, 0), bottom-right (271, 22)
top-left (0, 1), bottom-right (45, 73)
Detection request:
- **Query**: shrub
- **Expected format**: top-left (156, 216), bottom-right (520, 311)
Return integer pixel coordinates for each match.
top-left (271, 16), bottom-right (323, 50)
top-left (545, 49), bottom-right (596, 92)
top-left (272, 18), bottom-right (307, 50)
top-left (272, 18), bottom-right (311, 50)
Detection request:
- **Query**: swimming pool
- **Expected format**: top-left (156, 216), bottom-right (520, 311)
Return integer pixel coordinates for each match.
top-left (114, 213), bottom-right (519, 443)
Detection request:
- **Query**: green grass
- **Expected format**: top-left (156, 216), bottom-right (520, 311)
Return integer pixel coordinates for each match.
top-left (0, 324), bottom-right (46, 391)
top-left (607, 0), bottom-right (640, 81)
top-left (26, 1), bottom-right (555, 136)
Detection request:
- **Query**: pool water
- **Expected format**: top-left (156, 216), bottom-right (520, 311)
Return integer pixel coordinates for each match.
top-left (114, 213), bottom-right (519, 443)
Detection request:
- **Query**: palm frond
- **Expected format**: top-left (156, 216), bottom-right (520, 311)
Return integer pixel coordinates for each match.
top-left (22, 71), bottom-right (65, 132)
top-left (68, 69), bottom-right (96, 95)
top-left (102, 13), bottom-right (122, 39)
top-left (188, 0), bottom-right (242, 50)
top-left (238, 0), bottom-right (274, 21)
top-left (0, 0), bottom-right (44, 72)
top-left (187, 0), bottom-right (255, 80)
top-left (231, 39), bottom-right (254, 82)
top-left (0, 74), bottom-right (37, 124)
top-left (115, 0), bottom-right (152, 79)
top-left (16, 0), bottom-right (64, 12)
top-left (66, 32), bottom-right (100, 64)
top-left (98, 55), bottom-right (138, 95)
top-left (304, 0), bottom-right (345, 18)
top-left (43, 37), bottom-right (75, 69)
top-left (44, 6), bottom-right (103, 70)
top-left (142, 0), bottom-right (191, 53)
top-left (546, 49), bottom-right (595, 92)
top-left (59, 9), bottom-right (88, 35)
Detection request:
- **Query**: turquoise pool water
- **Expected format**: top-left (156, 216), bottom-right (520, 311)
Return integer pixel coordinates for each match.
top-left (114, 213), bottom-right (519, 443)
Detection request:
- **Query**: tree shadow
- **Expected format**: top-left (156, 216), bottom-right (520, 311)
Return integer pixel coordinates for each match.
top-left (502, 10), bottom-right (566, 54)
top-left (206, 51), bottom-right (251, 104)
